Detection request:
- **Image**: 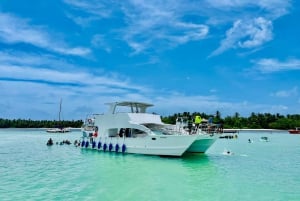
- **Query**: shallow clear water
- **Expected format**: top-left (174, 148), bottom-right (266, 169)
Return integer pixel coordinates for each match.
top-left (0, 129), bottom-right (299, 201)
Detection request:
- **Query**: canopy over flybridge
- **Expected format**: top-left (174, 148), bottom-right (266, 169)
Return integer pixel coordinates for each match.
top-left (105, 101), bottom-right (154, 114)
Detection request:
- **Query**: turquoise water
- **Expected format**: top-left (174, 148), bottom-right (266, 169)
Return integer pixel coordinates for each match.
top-left (1, 129), bottom-right (300, 201)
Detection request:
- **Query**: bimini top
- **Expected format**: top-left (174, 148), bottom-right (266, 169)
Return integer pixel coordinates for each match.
top-left (105, 101), bottom-right (154, 114)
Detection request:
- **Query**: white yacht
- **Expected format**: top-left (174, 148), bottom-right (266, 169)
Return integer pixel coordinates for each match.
top-left (46, 127), bottom-right (71, 133)
top-left (81, 101), bottom-right (222, 157)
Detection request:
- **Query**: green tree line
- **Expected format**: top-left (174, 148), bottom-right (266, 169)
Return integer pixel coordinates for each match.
top-left (1, 112), bottom-right (300, 129)
top-left (0, 118), bottom-right (83, 128)
top-left (161, 111), bottom-right (300, 130)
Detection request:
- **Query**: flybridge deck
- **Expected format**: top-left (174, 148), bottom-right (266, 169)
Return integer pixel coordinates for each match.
top-left (105, 101), bottom-right (154, 114)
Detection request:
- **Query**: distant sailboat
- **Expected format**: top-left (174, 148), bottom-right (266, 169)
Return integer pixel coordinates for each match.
top-left (46, 99), bottom-right (71, 133)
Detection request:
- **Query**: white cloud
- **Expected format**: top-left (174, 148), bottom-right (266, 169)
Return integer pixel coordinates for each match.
top-left (0, 59), bottom-right (296, 119)
top-left (210, 17), bottom-right (273, 56)
top-left (206, 0), bottom-right (290, 18)
top-left (0, 13), bottom-right (90, 56)
top-left (272, 87), bottom-right (298, 98)
top-left (63, 0), bottom-right (113, 27)
top-left (63, 0), bottom-right (112, 18)
top-left (0, 51), bottom-right (149, 97)
top-left (0, 64), bottom-right (144, 93)
top-left (205, 0), bottom-right (290, 56)
top-left (150, 94), bottom-right (291, 117)
top-left (1, 50), bottom-right (284, 119)
top-left (63, 0), bottom-right (209, 54)
top-left (0, 51), bottom-right (155, 119)
top-left (120, 1), bottom-right (209, 53)
top-left (61, 0), bottom-right (292, 55)
top-left (91, 34), bottom-right (112, 53)
top-left (253, 58), bottom-right (300, 73)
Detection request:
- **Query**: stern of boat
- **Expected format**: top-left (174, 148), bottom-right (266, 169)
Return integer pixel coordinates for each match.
top-left (185, 134), bottom-right (219, 153)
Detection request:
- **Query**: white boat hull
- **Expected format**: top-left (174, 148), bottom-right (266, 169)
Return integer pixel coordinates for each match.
top-left (46, 128), bottom-right (71, 133)
top-left (80, 134), bottom-right (198, 156)
top-left (186, 135), bottom-right (218, 153)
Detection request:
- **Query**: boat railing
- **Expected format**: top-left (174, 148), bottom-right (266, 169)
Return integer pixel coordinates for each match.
top-left (155, 123), bottom-right (223, 136)
top-left (198, 124), bottom-right (223, 134)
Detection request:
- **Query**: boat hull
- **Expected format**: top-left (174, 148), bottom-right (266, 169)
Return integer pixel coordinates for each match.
top-left (186, 134), bottom-right (218, 153)
top-left (80, 135), bottom-right (198, 157)
top-left (289, 131), bottom-right (300, 134)
top-left (46, 128), bottom-right (71, 133)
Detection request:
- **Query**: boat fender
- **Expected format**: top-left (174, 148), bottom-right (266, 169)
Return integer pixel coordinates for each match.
top-left (81, 141), bottom-right (85, 147)
top-left (92, 141), bottom-right (96, 148)
top-left (109, 143), bottom-right (113, 152)
top-left (103, 143), bottom-right (107, 152)
top-left (122, 144), bottom-right (126, 153)
top-left (97, 141), bottom-right (102, 149)
top-left (85, 141), bottom-right (89, 148)
top-left (115, 144), bottom-right (119, 152)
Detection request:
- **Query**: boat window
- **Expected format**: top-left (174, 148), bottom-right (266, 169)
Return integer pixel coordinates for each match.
top-left (125, 128), bottom-right (131, 137)
top-left (108, 128), bottom-right (118, 137)
top-left (131, 129), bottom-right (147, 137)
top-left (144, 124), bottom-right (173, 135)
top-left (151, 129), bottom-right (172, 135)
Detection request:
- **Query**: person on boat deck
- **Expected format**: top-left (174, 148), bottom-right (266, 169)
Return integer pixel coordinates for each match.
top-left (208, 117), bottom-right (213, 125)
top-left (187, 116), bottom-right (193, 134)
top-left (91, 126), bottom-right (98, 143)
top-left (194, 115), bottom-right (202, 128)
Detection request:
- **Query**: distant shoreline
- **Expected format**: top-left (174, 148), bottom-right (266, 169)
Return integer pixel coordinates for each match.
top-left (0, 128), bottom-right (287, 132)
top-left (224, 128), bottom-right (286, 132)
top-left (0, 127), bottom-right (82, 131)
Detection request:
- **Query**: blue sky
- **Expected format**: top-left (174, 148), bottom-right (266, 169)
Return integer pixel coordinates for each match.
top-left (0, 0), bottom-right (299, 120)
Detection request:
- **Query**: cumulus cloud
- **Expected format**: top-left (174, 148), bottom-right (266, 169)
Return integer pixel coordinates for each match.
top-left (0, 13), bottom-right (90, 56)
top-left (205, 0), bottom-right (290, 56)
top-left (210, 17), bottom-right (273, 56)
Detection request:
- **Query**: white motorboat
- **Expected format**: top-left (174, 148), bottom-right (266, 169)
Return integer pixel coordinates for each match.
top-left (46, 127), bottom-right (71, 133)
top-left (81, 101), bottom-right (222, 156)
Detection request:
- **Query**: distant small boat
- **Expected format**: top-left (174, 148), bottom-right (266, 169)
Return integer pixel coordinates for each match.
top-left (46, 127), bottom-right (71, 133)
top-left (288, 127), bottom-right (300, 134)
top-left (260, 136), bottom-right (269, 142)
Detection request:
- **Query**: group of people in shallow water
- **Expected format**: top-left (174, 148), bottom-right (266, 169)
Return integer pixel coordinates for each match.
top-left (46, 138), bottom-right (76, 146)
